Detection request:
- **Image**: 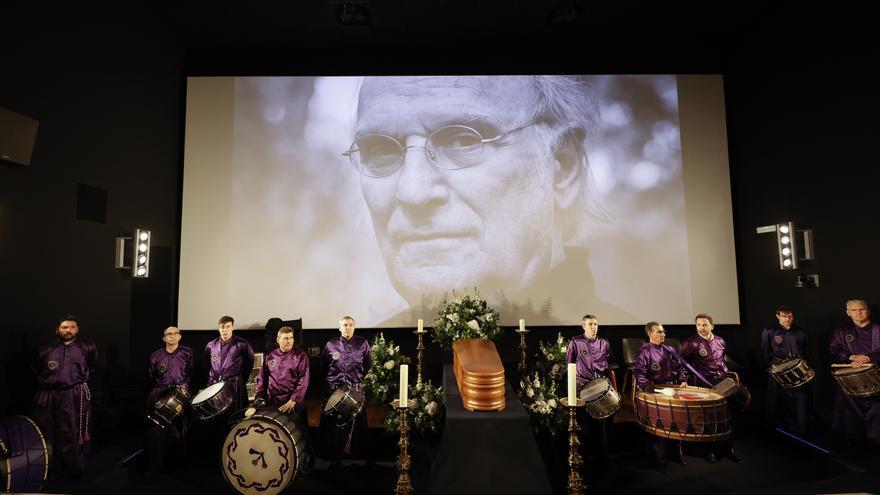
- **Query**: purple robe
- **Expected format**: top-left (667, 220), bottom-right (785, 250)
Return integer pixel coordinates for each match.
top-left (205, 335), bottom-right (254, 413)
top-left (633, 343), bottom-right (689, 391)
top-left (146, 345), bottom-right (193, 470)
top-left (255, 346), bottom-right (310, 416)
top-left (32, 338), bottom-right (98, 476)
top-left (829, 322), bottom-right (880, 444)
top-left (566, 334), bottom-right (610, 391)
top-left (680, 333), bottom-right (729, 386)
top-left (761, 324), bottom-right (811, 435)
top-left (320, 334), bottom-right (371, 460)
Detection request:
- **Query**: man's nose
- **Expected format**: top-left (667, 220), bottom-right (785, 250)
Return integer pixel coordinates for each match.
top-left (395, 139), bottom-right (449, 208)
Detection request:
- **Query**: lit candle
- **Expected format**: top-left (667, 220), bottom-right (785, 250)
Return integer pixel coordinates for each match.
top-left (567, 363), bottom-right (577, 405)
top-left (417, 319), bottom-right (424, 332)
top-left (399, 364), bottom-right (409, 407)
top-left (519, 319), bottom-right (525, 332)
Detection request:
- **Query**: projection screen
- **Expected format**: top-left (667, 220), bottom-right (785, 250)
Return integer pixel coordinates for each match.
top-left (178, 75), bottom-right (738, 329)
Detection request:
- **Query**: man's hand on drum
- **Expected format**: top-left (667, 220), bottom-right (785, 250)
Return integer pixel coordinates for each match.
top-left (849, 354), bottom-right (871, 368)
top-left (278, 400), bottom-right (296, 413)
top-left (680, 381), bottom-right (688, 388)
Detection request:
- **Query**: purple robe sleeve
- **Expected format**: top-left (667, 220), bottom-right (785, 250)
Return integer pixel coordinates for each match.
top-left (290, 352), bottom-right (309, 405)
top-left (634, 346), bottom-right (652, 390)
top-left (566, 340), bottom-right (577, 364)
top-left (829, 328), bottom-right (851, 363)
top-left (255, 358), bottom-right (269, 401)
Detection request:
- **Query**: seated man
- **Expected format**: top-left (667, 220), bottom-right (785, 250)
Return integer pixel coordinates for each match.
top-left (680, 313), bottom-right (740, 463)
top-left (829, 299), bottom-right (880, 446)
top-left (254, 326), bottom-right (310, 417)
top-left (146, 326), bottom-right (193, 472)
top-left (319, 316), bottom-right (371, 466)
top-left (566, 314), bottom-right (612, 462)
top-left (760, 305), bottom-right (811, 436)
top-left (633, 321), bottom-right (689, 473)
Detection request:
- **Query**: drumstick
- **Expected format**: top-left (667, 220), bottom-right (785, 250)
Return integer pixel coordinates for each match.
top-left (830, 363), bottom-right (853, 368)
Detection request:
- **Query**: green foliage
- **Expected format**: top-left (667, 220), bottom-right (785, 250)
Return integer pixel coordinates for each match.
top-left (384, 379), bottom-right (446, 438)
top-left (363, 333), bottom-right (405, 405)
top-left (431, 289), bottom-right (502, 350)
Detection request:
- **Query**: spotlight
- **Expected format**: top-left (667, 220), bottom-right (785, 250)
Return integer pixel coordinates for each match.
top-left (114, 228), bottom-right (151, 278)
top-left (776, 222), bottom-right (797, 270)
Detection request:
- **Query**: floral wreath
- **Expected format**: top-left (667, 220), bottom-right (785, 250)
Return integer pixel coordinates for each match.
top-left (431, 288), bottom-right (502, 350)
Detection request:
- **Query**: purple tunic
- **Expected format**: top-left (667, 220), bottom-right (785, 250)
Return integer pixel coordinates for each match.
top-left (761, 324), bottom-right (811, 435)
top-left (566, 334), bottom-right (610, 391)
top-left (32, 338), bottom-right (98, 476)
top-left (633, 343), bottom-right (688, 391)
top-left (680, 333), bottom-right (729, 386)
top-left (146, 345), bottom-right (193, 469)
top-left (255, 347), bottom-right (310, 416)
top-left (322, 335), bottom-right (371, 392)
top-left (205, 335), bottom-right (255, 412)
top-left (829, 322), bottom-right (880, 443)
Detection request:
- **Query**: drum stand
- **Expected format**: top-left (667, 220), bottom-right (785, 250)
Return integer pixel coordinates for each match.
top-left (392, 400), bottom-right (413, 495)
top-left (415, 327), bottom-right (427, 385)
top-left (561, 398), bottom-right (586, 495)
top-left (515, 327), bottom-right (529, 374)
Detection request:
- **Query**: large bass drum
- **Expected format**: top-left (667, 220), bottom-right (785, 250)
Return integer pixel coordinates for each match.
top-left (0, 415), bottom-right (51, 493)
top-left (222, 410), bottom-right (314, 495)
top-left (634, 385), bottom-right (731, 442)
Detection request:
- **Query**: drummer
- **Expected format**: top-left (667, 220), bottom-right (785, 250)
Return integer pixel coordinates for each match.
top-left (32, 314), bottom-right (98, 478)
top-left (320, 316), bottom-right (371, 467)
top-left (146, 326), bottom-right (193, 472)
top-left (680, 313), bottom-right (740, 463)
top-left (760, 306), bottom-right (811, 436)
top-left (634, 321), bottom-right (689, 473)
top-left (253, 326), bottom-right (310, 417)
top-left (829, 299), bottom-right (880, 446)
top-left (204, 315), bottom-right (255, 415)
top-left (565, 314), bottom-right (612, 462)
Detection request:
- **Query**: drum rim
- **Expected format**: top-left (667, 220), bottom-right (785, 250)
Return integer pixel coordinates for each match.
top-left (0, 415), bottom-right (50, 493)
top-left (222, 414), bottom-right (306, 493)
top-left (833, 363), bottom-right (877, 376)
top-left (634, 385), bottom-right (726, 405)
top-left (769, 357), bottom-right (806, 373)
top-left (193, 381), bottom-right (226, 404)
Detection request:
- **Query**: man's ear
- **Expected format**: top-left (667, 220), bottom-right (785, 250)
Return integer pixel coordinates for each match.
top-left (553, 127), bottom-right (586, 210)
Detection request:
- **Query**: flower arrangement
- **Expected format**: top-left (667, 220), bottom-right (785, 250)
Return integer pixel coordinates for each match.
top-left (432, 289), bottom-right (502, 350)
top-left (384, 379), bottom-right (446, 438)
top-left (534, 332), bottom-right (569, 385)
top-left (363, 333), bottom-right (405, 405)
top-left (518, 372), bottom-right (567, 435)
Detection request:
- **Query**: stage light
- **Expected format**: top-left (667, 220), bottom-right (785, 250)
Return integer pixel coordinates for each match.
top-left (114, 228), bottom-right (151, 278)
top-left (780, 235), bottom-right (790, 245)
top-left (781, 247), bottom-right (791, 256)
top-left (756, 221), bottom-right (812, 272)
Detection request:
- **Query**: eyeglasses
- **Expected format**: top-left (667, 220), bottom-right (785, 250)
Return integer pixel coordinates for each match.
top-left (343, 120), bottom-right (539, 178)
top-left (164, 332), bottom-right (180, 337)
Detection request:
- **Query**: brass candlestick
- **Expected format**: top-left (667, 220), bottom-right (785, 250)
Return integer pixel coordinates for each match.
top-left (392, 399), bottom-right (413, 495)
top-left (415, 328), bottom-right (427, 384)
top-left (561, 397), bottom-right (586, 495)
top-left (515, 327), bottom-right (529, 374)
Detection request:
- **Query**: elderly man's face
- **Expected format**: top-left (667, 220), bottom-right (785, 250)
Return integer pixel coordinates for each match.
top-left (355, 77), bottom-right (557, 302)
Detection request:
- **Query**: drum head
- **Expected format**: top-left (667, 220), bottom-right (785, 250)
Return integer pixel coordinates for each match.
top-left (222, 417), bottom-right (295, 495)
top-left (580, 378), bottom-right (610, 401)
top-left (834, 363), bottom-right (876, 376)
top-left (193, 381), bottom-right (226, 404)
top-left (323, 388), bottom-right (345, 413)
top-left (770, 358), bottom-right (801, 373)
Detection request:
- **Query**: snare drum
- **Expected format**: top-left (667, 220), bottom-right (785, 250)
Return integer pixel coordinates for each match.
top-left (769, 357), bottom-right (815, 389)
top-left (832, 363), bottom-right (880, 397)
top-left (634, 385), bottom-right (731, 442)
top-left (0, 415), bottom-right (50, 493)
top-left (713, 377), bottom-right (751, 411)
top-left (579, 377), bottom-right (621, 420)
top-left (192, 381), bottom-right (233, 421)
top-left (147, 386), bottom-right (191, 428)
top-left (222, 409), bottom-right (313, 495)
top-left (323, 383), bottom-right (365, 427)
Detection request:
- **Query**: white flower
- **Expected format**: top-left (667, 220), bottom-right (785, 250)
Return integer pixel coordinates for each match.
top-left (548, 399), bottom-right (557, 409)
top-left (551, 364), bottom-right (560, 377)
top-left (533, 376), bottom-right (541, 387)
top-left (426, 401), bottom-right (439, 416)
top-left (447, 313), bottom-right (460, 323)
top-left (467, 320), bottom-right (480, 331)
top-left (526, 387), bottom-right (535, 398)
top-left (384, 360), bottom-right (395, 370)
top-left (388, 347), bottom-right (395, 356)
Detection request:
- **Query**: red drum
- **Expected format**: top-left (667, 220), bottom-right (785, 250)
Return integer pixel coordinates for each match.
top-left (0, 415), bottom-right (50, 493)
top-left (222, 410), bottom-right (313, 495)
top-left (634, 385), bottom-right (731, 442)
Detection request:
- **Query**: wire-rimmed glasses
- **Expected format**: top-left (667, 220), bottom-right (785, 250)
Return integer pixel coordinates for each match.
top-left (343, 120), bottom-right (539, 178)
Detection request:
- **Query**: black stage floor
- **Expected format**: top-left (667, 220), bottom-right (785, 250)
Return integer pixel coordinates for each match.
top-left (40, 419), bottom-right (880, 495)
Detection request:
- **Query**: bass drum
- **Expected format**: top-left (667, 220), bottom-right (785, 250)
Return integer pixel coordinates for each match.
top-left (634, 385), bottom-right (731, 442)
top-left (0, 415), bottom-right (51, 493)
top-left (222, 410), bottom-right (314, 495)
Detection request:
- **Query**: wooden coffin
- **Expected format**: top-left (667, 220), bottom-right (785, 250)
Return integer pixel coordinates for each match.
top-left (452, 338), bottom-right (506, 411)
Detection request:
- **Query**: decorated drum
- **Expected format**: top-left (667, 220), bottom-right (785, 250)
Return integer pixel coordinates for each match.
top-left (634, 385), bottom-right (731, 442)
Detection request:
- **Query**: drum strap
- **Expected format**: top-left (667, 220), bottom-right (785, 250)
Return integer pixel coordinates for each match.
top-left (343, 418), bottom-right (356, 455)
top-left (661, 344), bottom-right (716, 388)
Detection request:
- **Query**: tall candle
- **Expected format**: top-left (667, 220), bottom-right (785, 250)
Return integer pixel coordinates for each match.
top-left (519, 319), bottom-right (525, 332)
top-left (399, 364), bottom-right (409, 407)
top-left (417, 319), bottom-right (424, 332)
top-left (567, 363), bottom-right (577, 405)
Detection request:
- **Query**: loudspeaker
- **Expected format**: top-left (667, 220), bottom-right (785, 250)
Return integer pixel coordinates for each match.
top-left (0, 106), bottom-right (39, 166)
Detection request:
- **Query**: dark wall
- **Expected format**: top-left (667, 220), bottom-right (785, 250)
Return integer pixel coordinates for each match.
top-left (1, 8), bottom-right (877, 424)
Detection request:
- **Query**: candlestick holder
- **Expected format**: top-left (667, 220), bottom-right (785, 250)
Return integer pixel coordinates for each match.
top-left (560, 397), bottom-right (585, 495)
top-left (414, 327), bottom-right (427, 384)
top-left (391, 399), bottom-right (413, 495)
top-left (515, 327), bottom-right (529, 374)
